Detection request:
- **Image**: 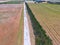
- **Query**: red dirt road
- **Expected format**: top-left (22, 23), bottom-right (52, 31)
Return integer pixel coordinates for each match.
top-left (0, 4), bottom-right (23, 45)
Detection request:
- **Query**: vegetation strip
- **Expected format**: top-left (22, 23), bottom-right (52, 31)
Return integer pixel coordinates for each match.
top-left (0, 1), bottom-right (24, 4)
top-left (26, 3), bottom-right (53, 45)
top-left (17, 9), bottom-right (23, 45)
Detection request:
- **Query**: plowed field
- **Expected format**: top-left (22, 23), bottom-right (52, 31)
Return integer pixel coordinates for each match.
top-left (0, 4), bottom-right (23, 45)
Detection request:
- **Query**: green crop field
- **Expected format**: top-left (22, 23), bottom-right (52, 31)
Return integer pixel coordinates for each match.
top-left (26, 3), bottom-right (60, 45)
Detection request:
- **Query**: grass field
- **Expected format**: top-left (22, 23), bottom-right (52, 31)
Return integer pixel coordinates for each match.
top-left (26, 3), bottom-right (60, 45)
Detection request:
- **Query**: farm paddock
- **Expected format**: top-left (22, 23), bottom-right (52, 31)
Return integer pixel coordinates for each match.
top-left (27, 3), bottom-right (60, 45)
top-left (0, 4), bottom-right (23, 45)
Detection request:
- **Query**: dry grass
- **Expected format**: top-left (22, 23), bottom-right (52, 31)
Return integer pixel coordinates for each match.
top-left (27, 3), bottom-right (60, 45)
top-left (17, 9), bottom-right (23, 45)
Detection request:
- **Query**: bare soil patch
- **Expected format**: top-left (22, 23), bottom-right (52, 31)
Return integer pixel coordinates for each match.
top-left (0, 4), bottom-right (23, 45)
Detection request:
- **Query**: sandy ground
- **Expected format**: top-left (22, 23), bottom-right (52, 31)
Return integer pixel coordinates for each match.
top-left (0, 4), bottom-right (23, 45)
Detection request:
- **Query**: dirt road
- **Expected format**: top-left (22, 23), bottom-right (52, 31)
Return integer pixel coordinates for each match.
top-left (24, 3), bottom-right (31, 45)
